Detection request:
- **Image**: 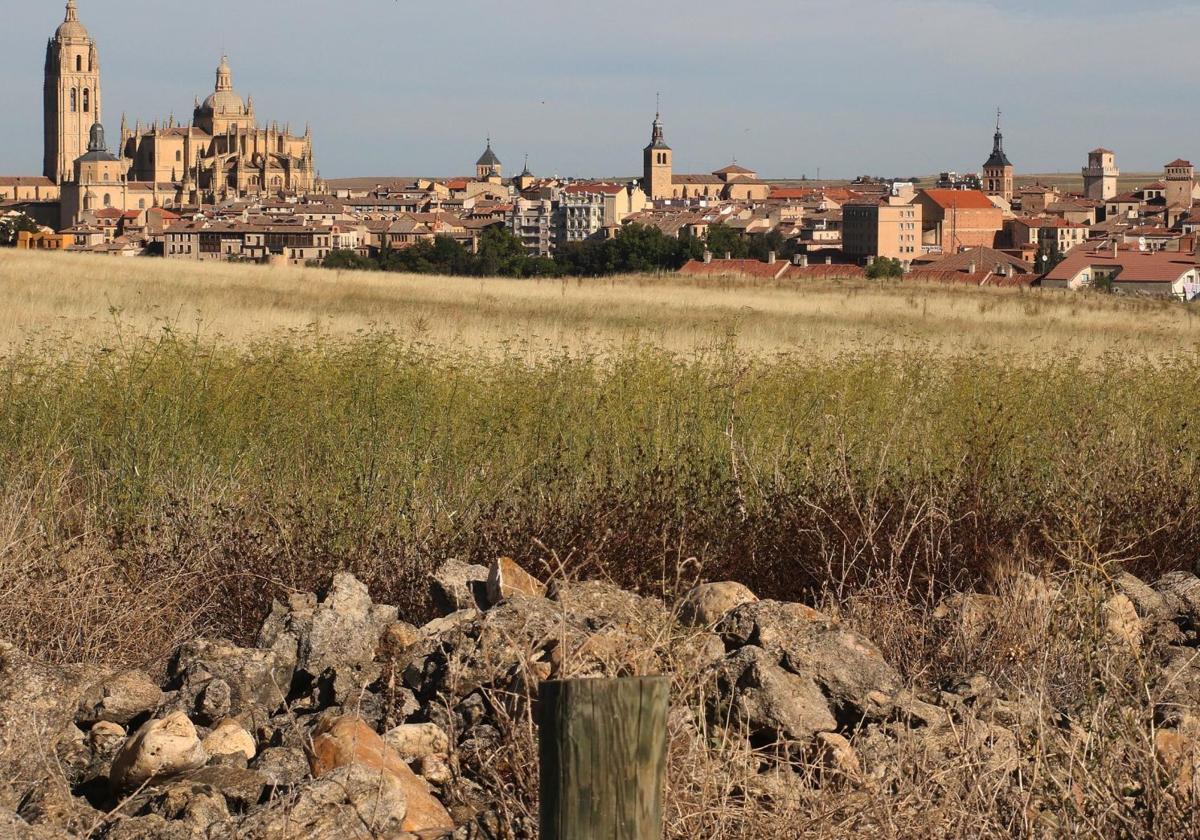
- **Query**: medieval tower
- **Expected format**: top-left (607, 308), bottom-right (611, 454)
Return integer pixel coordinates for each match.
top-left (44, 0), bottom-right (101, 184)
top-left (643, 108), bottom-right (672, 201)
top-left (1082, 148), bottom-right (1119, 201)
top-left (981, 109), bottom-right (1013, 204)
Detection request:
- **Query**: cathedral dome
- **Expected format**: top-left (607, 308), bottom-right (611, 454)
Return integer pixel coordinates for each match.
top-left (199, 55), bottom-right (247, 116)
top-left (55, 0), bottom-right (89, 40)
top-left (201, 89), bottom-right (246, 115)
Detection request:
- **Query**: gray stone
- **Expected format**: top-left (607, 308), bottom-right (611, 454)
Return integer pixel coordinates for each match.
top-left (251, 747), bottom-right (310, 789)
top-left (1154, 572), bottom-right (1200, 622)
top-left (430, 560), bottom-right (489, 615)
top-left (17, 774), bottom-right (101, 836)
top-left (236, 764), bottom-right (410, 839)
top-left (76, 670), bottom-right (163, 727)
top-left (717, 600), bottom-right (901, 723)
top-left (0, 639), bottom-right (99, 797)
top-left (169, 639), bottom-right (292, 720)
top-left (1114, 572), bottom-right (1172, 621)
top-left (709, 646), bottom-right (837, 743)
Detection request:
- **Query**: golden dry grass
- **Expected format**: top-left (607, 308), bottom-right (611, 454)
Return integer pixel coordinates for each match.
top-left (3, 249), bottom-right (1200, 361)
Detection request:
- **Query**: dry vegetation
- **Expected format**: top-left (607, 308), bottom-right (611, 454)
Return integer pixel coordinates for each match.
top-left (2, 249), bottom-right (1200, 837)
top-left (4, 249), bottom-right (1200, 361)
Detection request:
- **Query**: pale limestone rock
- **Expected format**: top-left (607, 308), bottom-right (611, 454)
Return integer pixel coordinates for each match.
top-left (201, 718), bottom-right (256, 761)
top-left (110, 711), bottom-right (208, 792)
top-left (677, 581), bottom-right (758, 627)
top-left (383, 722), bottom-right (450, 762)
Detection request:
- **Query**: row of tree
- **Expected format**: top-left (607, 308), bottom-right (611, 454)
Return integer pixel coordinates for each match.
top-left (0, 213), bottom-right (39, 247)
top-left (320, 222), bottom-right (793, 278)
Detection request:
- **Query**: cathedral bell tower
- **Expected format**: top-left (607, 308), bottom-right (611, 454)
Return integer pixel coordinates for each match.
top-left (642, 105), bottom-right (672, 202)
top-left (44, 0), bottom-right (101, 184)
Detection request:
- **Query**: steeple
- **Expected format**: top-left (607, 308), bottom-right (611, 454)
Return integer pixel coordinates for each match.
top-left (65, 0), bottom-right (78, 22)
top-left (984, 108), bottom-right (1011, 169)
top-left (647, 94), bottom-right (669, 150)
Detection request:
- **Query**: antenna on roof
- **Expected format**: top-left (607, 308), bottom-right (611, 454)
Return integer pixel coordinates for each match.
top-left (655, 91), bottom-right (661, 117)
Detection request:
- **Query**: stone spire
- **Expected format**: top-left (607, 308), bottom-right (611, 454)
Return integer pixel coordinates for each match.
top-left (65, 0), bottom-right (78, 22)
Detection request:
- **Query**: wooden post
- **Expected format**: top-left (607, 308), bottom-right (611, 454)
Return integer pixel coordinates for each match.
top-left (538, 676), bottom-right (669, 840)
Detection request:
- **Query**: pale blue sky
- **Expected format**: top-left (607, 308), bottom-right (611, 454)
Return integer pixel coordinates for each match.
top-left (3, 0), bottom-right (1198, 179)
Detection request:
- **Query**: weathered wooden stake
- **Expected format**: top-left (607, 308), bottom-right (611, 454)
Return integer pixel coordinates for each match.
top-left (538, 676), bottom-right (669, 840)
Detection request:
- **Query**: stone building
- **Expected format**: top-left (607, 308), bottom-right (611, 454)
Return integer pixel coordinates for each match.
top-left (476, 141), bottom-right (502, 183)
top-left (981, 111), bottom-right (1014, 204)
top-left (40, 2), bottom-right (319, 228)
top-left (121, 56), bottom-right (318, 203)
top-left (1082, 148), bottom-right (1119, 201)
top-left (1163, 159), bottom-right (1196, 210)
top-left (643, 111), bottom-right (673, 201)
top-left (43, 0), bottom-right (101, 184)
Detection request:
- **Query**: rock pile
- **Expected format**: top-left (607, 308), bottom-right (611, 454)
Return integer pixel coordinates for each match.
top-left (2, 560), bottom-right (1199, 838)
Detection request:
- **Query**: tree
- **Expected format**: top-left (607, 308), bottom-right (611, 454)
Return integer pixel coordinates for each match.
top-left (0, 213), bottom-right (40, 247)
top-left (474, 225), bottom-right (533, 277)
top-left (321, 249), bottom-right (377, 270)
top-left (1036, 241), bottom-right (1065, 274)
top-left (703, 223), bottom-right (749, 260)
top-left (865, 257), bottom-right (904, 279)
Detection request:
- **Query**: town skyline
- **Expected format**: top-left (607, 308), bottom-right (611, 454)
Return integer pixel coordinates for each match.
top-left (3, 0), bottom-right (1200, 180)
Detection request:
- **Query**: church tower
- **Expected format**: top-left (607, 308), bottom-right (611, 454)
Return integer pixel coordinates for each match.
top-left (642, 107), bottom-right (672, 201)
top-left (44, 0), bottom-right (101, 184)
top-left (982, 109), bottom-right (1013, 204)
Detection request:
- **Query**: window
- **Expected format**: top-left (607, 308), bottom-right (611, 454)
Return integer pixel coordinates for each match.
top-left (176, 150), bottom-right (182, 162)
top-left (70, 89), bottom-right (77, 112)
top-left (138, 199), bottom-right (145, 209)
top-left (82, 88), bottom-right (90, 113)
top-left (103, 193), bottom-right (111, 207)
top-left (76, 55), bottom-right (82, 72)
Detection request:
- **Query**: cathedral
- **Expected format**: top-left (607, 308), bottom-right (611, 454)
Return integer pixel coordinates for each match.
top-left (43, 1), bottom-right (319, 228)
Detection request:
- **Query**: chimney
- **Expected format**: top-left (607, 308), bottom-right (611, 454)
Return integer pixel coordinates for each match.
top-left (724, 251), bottom-right (732, 260)
top-left (967, 261), bottom-right (976, 274)
top-left (825, 256), bottom-right (832, 265)
top-left (799, 254), bottom-right (809, 267)
top-left (767, 251), bottom-right (777, 265)
top-left (703, 250), bottom-right (713, 264)
top-left (1113, 240), bottom-right (1119, 259)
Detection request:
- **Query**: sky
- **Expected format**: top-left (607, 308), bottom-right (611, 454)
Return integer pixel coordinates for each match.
top-left (3, 0), bottom-right (1200, 180)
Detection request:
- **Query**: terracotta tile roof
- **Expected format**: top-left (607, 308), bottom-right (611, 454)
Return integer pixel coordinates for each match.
top-left (0, 176), bottom-right (55, 187)
top-left (1090, 148), bottom-right (1114, 155)
top-left (678, 259), bottom-right (790, 280)
top-left (1044, 247), bottom-right (1198, 283)
top-left (906, 269), bottom-right (994, 285)
top-left (673, 174), bottom-right (724, 185)
top-left (713, 164), bottom-right (756, 176)
top-left (789, 264), bottom-right (866, 280)
top-left (919, 246), bottom-right (1034, 274)
top-left (919, 189), bottom-right (997, 210)
top-left (1165, 159), bottom-right (1194, 169)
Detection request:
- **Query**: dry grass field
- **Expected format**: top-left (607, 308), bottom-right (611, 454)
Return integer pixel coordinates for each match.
top-left (3, 249), bottom-right (1199, 362)
top-left (4, 248), bottom-right (1200, 837)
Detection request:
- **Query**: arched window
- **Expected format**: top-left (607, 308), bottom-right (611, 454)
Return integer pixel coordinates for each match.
top-left (70, 89), bottom-right (77, 112)
top-left (82, 88), bottom-right (90, 113)
top-left (175, 150), bottom-right (182, 162)
top-left (76, 55), bottom-right (82, 72)
top-left (103, 194), bottom-right (111, 207)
